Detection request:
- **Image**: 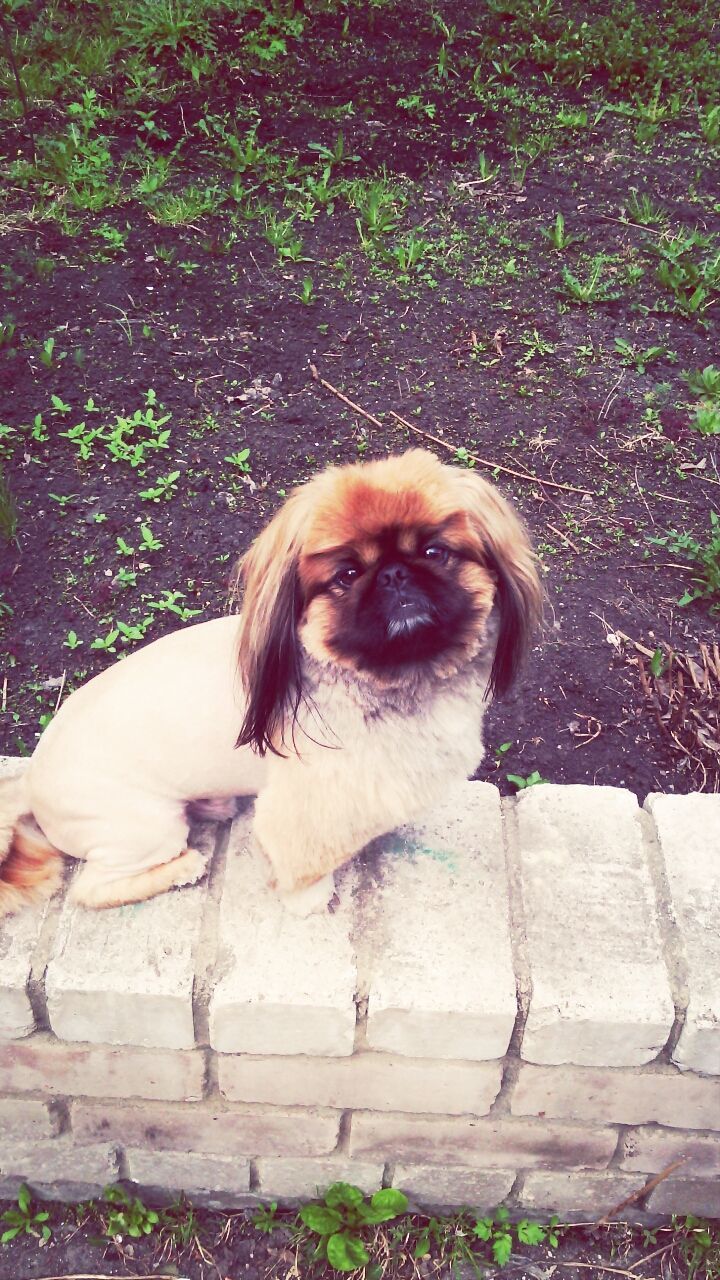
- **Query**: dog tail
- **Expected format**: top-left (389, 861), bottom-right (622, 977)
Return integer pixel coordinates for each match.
top-left (0, 772), bottom-right (63, 917)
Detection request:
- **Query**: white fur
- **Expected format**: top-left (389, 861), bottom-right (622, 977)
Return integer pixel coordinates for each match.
top-left (23, 615), bottom-right (491, 906)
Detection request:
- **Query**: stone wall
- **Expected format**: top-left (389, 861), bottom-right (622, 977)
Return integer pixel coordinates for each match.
top-left (1, 759), bottom-right (718, 1218)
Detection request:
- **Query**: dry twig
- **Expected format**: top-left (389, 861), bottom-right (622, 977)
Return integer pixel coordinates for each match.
top-left (307, 363), bottom-right (594, 497)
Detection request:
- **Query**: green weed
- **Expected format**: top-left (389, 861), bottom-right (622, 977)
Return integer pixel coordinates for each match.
top-left (648, 514), bottom-right (720, 609)
top-left (298, 1183), bottom-right (409, 1271)
top-left (1, 1185), bottom-right (51, 1244)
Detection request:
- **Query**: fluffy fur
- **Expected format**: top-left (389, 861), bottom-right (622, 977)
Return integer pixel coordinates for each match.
top-left (0, 449), bottom-right (541, 915)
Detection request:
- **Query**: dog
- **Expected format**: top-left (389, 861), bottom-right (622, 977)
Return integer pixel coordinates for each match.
top-left (0, 449), bottom-right (541, 916)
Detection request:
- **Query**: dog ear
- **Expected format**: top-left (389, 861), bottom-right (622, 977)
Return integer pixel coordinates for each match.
top-left (233, 490), bottom-right (312, 756)
top-left (452, 469), bottom-right (543, 697)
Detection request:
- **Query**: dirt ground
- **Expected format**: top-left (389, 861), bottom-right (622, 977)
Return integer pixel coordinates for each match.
top-left (1, 0), bottom-right (719, 796)
top-left (0, 1191), bottom-right (712, 1280)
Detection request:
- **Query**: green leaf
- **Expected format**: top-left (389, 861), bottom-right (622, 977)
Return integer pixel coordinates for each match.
top-left (1, 1227), bottom-right (22, 1243)
top-left (17, 1185), bottom-right (30, 1215)
top-left (326, 1231), bottom-right (370, 1270)
top-left (414, 1233), bottom-right (431, 1258)
top-left (517, 1219), bottom-right (546, 1245)
top-left (473, 1217), bottom-right (493, 1241)
top-left (325, 1183), bottom-right (364, 1211)
top-left (370, 1188), bottom-right (408, 1216)
top-left (493, 1232), bottom-right (513, 1266)
top-left (299, 1205), bottom-right (342, 1236)
top-left (649, 647), bottom-right (665, 677)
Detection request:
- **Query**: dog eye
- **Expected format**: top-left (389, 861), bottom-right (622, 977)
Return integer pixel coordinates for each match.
top-left (333, 565), bottom-right (361, 590)
top-left (423, 544), bottom-right (450, 565)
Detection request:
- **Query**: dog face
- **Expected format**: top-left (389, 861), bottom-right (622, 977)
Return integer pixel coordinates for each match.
top-left (235, 449), bottom-right (542, 754)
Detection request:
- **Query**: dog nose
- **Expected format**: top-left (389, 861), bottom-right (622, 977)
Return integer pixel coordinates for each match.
top-left (377, 563), bottom-right (410, 590)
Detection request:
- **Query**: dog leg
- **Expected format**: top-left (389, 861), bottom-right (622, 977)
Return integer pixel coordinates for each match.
top-left (278, 873), bottom-right (336, 916)
top-left (69, 847), bottom-right (208, 909)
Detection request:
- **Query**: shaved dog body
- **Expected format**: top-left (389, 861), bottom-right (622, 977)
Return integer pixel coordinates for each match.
top-left (0, 450), bottom-right (541, 914)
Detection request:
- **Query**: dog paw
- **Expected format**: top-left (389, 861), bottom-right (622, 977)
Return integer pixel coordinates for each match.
top-left (173, 847), bottom-right (208, 887)
top-left (279, 873), bottom-right (336, 917)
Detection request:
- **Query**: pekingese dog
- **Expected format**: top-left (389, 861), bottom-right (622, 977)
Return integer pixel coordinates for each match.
top-left (0, 449), bottom-right (541, 916)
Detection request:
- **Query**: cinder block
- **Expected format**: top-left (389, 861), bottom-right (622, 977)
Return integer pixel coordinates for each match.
top-left (511, 1063), bottom-right (720, 1130)
top-left (209, 811), bottom-right (356, 1057)
top-left (44, 827), bottom-right (217, 1050)
top-left (0, 898), bottom-right (51, 1040)
top-left (218, 1052), bottom-right (503, 1116)
top-left (349, 1113), bottom-right (617, 1169)
top-left (620, 1127), bottom-right (720, 1177)
top-left (647, 1178), bottom-right (720, 1218)
top-left (364, 782), bottom-right (516, 1061)
top-left (645, 794), bottom-right (720, 1075)
top-left (514, 786), bottom-right (674, 1066)
top-left (0, 1139), bottom-right (117, 1187)
top-left (393, 1165), bottom-right (515, 1211)
top-left (519, 1171), bottom-right (644, 1216)
top-left (0, 1097), bottom-right (58, 1141)
top-left (71, 1099), bottom-right (340, 1158)
top-left (256, 1158), bottom-right (383, 1200)
top-left (126, 1148), bottom-right (252, 1207)
top-left (0, 1035), bottom-right (205, 1101)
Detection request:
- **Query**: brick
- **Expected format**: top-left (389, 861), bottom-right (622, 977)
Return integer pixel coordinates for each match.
top-left (72, 1099), bottom-right (340, 1157)
top-left (209, 811), bottom-right (356, 1056)
top-left (519, 1171), bottom-right (643, 1216)
top-left (0, 1139), bottom-right (118, 1187)
top-left (219, 1052), bottom-right (503, 1116)
top-left (349, 1113), bottom-right (617, 1168)
top-left (647, 1178), bottom-right (720, 1218)
top-left (0, 1097), bottom-right (58, 1140)
top-left (44, 828), bottom-right (216, 1050)
top-left (126, 1148), bottom-right (251, 1207)
top-left (620, 1127), bottom-right (720, 1177)
top-left (0, 897), bottom-right (51, 1041)
top-left (0, 1035), bottom-right (205, 1101)
top-left (393, 1165), bottom-right (515, 1210)
top-left (364, 782), bottom-right (516, 1061)
top-left (645, 794), bottom-right (720, 1075)
top-left (256, 1158), bottom-right (383, 1200)
top-left (511, 1063), bottom-right (720, 1131)
top-left (515, 786), bottom-right (674, 1066)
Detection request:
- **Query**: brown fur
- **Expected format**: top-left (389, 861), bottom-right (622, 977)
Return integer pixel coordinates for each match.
top-left (0, 818), bottom-right (63, 914)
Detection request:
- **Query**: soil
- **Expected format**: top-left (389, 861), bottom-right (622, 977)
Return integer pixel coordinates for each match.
top-left (0, 1196), bottom-right (703, 1280)
top-left (1, 0), bottom-right (719, 802)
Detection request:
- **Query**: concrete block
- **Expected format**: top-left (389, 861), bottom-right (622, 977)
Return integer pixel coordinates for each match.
top-left (256, 1158), bottom-right (383, 1200)
top-left (0, 899), bottom-right (51, 1040)
top-left (126, 1148), bottom-right (251, 1207)
top-left (349, 1113), bottom-right (617, 1168)
top-left (647, 1178), bottom-right (720, 1218)
top-left (72, 1099), bottom-right (340, 1157)
top-left (0, 1035), bottom-right (205, 1101)
top-left (393, 1165), bottom-right (515, 1210)
top-left (218, 1052), bottom-right (503, 1116)
top-left (514, 786), bottom-right (674, 1066)
top-left (645, 794), bottom-right (720, 1075)
top-left (0, 1139), bottom-right (118, 1186)
top-left (620, 1127), bottom-right (720, 1177)
top-left (44, 829), bottom-right (215, 1049)
top-left (0, 1176), bottom-right (109, 1203)
top-left (0, 1097), bottom-right (58, 1141)
top-left (364, 782), bottom-right (516, 1061)
top-left (519, 1171), bottom-right (644, 1216)
top-left (511, 1063), bottom-right (720, 1130)
top-left (209, 811), bottom-right (357, 1056)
